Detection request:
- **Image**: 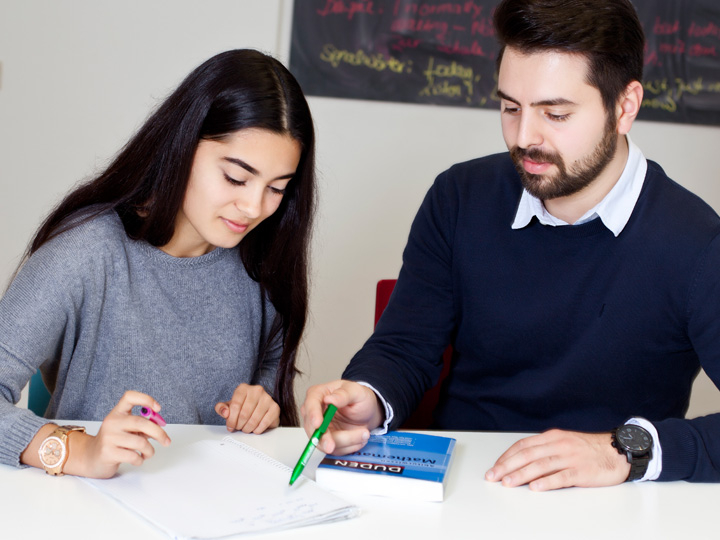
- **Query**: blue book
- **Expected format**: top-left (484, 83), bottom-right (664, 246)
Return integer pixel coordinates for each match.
top-left (314, 431), bottom-right (456, 502)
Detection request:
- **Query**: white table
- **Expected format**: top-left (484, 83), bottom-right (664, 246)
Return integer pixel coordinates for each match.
top-left (3, 422), bottom-right (717, 539)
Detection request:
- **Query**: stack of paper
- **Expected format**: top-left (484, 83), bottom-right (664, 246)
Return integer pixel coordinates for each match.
top-left (85, 436), bottom-right (359, 538)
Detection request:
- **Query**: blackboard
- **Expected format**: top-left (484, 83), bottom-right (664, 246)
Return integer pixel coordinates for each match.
top-left (289, 0), bottom-right (720, 126)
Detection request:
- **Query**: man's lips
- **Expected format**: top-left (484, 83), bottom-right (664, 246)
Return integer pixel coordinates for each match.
top-left (221, 217), bottom-right (249, 233)
top-left (523, 158), bottom-right (553, 175)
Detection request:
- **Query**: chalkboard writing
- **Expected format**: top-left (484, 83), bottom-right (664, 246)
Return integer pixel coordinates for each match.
top-left (289, 0), bottom-right (720, 126)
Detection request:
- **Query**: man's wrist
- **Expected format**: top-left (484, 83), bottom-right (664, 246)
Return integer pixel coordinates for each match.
top-left (625, 417), bottom-right (661, 481)
top-left (608, 434), bottom-right (632, 481)
top-left (355, 381), bottom-right (393, 434)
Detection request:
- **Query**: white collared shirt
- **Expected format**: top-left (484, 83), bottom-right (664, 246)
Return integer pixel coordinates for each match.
top-left (512, 135), bottom-right (647, 236)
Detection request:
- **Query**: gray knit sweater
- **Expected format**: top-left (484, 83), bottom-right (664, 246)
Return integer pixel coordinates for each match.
top-left (0, 210), bottom-right (281, 466)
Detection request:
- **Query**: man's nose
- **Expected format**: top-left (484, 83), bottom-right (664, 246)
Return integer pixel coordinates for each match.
top-left (516, 112), bottom-right (543, 149)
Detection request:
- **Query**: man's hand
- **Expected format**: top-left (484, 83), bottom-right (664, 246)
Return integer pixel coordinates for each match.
top-left (301, 379), bottom-right (385, 455)
top-left (485, 429), bottom-right (631, 491)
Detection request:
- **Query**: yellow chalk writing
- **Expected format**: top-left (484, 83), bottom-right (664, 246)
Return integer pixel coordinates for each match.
top-left (642, 77), bottom-right (719, 114)
top-left (319, 44), bottom-right (409, 73)
top-left (420, 56), bottom-right (480, 103)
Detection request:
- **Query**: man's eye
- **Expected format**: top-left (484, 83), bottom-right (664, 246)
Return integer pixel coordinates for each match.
top-left (547, 113), bottom-right (570, 122)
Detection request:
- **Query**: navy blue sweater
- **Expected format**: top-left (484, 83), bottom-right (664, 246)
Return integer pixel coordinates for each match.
top-left (344, 152), bottom-right (720, 482)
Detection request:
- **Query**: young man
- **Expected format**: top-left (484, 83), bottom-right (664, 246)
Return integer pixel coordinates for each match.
top-left (302, 0), bottom-right (720, 490)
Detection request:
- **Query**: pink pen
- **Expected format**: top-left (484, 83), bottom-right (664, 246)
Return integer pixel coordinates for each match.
top-left (140, 407), bottom-right (167, 427)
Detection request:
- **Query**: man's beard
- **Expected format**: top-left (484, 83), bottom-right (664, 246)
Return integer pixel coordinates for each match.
top-left (510, 115), bottom-right (618, 200)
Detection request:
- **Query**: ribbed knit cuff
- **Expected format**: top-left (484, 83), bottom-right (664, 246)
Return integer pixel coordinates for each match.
top-left (0, 411), bottom-right (48, 468)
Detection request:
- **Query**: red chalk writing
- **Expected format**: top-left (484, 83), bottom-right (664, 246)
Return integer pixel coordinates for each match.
top-left (689, 21), bottom-right (720, 38)
top-left (317, 0), bottom-right (380, 20)
top-left (653, 17), bottom-right (680, 35)
top-left (393, 0), bottom-right (485, 19)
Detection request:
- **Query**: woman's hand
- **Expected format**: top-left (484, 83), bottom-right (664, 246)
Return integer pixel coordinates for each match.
top-left (214, 384), bottom-right (280, 434)
top-left (22, 390), bottom-right (172, 479)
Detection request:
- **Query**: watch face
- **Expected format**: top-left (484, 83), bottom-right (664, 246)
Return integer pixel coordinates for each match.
top-left (39, 436), bottom-right (66, 468)
top-left (616, 425), bottom-right (652, 453)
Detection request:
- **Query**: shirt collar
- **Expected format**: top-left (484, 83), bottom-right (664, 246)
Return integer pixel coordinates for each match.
top-left (511, 136), bottom-right (647, 237)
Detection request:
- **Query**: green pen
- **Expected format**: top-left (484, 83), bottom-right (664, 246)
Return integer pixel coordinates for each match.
top-left (289, 404), bottom-right (337, 486)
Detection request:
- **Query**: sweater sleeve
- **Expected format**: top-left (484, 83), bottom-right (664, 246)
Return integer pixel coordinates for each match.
top-left (656, 231), bottom-right (720, 481)
top-left (343, 170), bottom-right (458, 429)
top-left (0, 236), bottom-right (87, 467)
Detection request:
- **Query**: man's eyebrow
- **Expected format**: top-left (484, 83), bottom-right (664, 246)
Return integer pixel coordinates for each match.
top-left (497, 89), bottom-right (519, 105)
top-left (497, 89), bottom-right (577, 108)
top-left (223, 157), bottom-right (296, 180)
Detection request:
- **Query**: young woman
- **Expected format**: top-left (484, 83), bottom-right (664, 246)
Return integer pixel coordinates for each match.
top-left (0, 49), bottom-right (316, 478)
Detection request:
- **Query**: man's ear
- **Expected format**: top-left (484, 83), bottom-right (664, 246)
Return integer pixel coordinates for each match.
top-left (616, 80), bottom-right (643, 135)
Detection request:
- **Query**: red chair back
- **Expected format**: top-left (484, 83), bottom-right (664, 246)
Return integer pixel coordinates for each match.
top-left (375, 280), bottom-right (452, 429)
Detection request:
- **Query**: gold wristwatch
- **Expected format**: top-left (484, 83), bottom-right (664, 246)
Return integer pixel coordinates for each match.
top-left (38, 425), bottom-right (86, 476)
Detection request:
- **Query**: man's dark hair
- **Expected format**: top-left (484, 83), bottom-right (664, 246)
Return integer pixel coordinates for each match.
top-left (493, 0), bottom-right (645, 113)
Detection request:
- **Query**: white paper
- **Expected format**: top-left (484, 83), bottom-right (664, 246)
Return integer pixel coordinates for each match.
top-left (84, 436), bottom-right (359, 539)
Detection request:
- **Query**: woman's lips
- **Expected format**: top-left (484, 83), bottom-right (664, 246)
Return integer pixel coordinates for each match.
top-left (221, 217), bottom-right (249, 233)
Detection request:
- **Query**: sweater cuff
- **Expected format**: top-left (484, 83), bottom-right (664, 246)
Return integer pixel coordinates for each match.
top-left (0, 411), bottom-right (48, 468)
top-left (654, 417), bottom-right (698, 482)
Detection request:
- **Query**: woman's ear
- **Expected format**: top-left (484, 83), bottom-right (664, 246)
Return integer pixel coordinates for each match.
top-left (616, 80), bottom-right (644, 135)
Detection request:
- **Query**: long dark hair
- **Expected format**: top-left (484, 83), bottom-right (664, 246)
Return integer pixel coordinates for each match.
top-left (23, 49), bottom-right (316, 426)
top-left (493, 0), bottom-right (645, 114)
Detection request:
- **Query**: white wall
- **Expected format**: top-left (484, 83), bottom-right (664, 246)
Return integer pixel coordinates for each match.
top-left (2, 1), bottom-right (720, 418)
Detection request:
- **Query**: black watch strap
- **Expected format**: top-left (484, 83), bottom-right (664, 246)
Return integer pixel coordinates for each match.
top-left (626, 453), bottom-right (650, 482)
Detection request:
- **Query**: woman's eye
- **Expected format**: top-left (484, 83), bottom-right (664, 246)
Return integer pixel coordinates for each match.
top-left (269, 186), bottom-right (286, 196)
top-left (502, 106), bottom-right (520, 115)
top-left (224, 173), bottom-right (245, 186)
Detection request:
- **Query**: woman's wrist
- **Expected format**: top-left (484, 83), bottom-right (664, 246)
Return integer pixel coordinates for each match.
top-left (61, 430), bottom-right (93, 477)
top-left (20, 423), bottom-right (57, 469)
top-left (23, 424), bottom-right (92, 477)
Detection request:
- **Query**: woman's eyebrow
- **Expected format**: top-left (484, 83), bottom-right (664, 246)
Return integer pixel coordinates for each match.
top-left (223, 157), bottom-right (259, 176)
top-left (223, 156), bottom-right (296, 180)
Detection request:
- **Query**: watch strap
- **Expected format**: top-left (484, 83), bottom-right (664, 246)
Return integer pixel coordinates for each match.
top-left (626, 454), bottom-right (650, 482)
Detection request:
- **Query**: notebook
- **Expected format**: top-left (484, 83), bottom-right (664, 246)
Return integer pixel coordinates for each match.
top-left (84, 436), bottom-right (359, 539)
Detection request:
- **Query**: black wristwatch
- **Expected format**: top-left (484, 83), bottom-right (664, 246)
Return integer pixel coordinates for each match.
top-left (611, 424), bottom-right (653, 482)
